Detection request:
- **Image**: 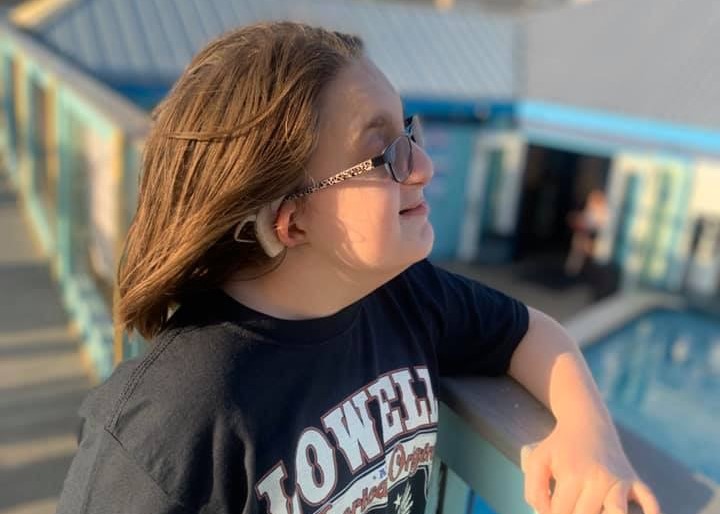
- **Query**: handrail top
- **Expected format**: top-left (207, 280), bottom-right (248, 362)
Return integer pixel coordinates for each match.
top-left (440, 375), bottom-right (653, 514)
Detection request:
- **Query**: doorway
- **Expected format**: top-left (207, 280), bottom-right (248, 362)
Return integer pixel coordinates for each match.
top-left (514, 144), bottom-right (610, 286)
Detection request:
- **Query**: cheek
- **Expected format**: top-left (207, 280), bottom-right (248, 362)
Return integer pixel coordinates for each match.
top-left (311, 189), bottom-right (400, 263)
top-left (339, 190), bottom-right (400, 247)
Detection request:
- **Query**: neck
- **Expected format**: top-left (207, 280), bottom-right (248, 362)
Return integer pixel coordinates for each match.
top-left (221, 252), bottom-right (400, 320)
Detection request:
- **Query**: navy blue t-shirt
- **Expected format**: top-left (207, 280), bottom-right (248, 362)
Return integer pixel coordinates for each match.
top-left (57, 259), bottom-right (529, 514)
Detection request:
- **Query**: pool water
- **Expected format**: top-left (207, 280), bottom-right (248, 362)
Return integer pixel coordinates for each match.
top-left (582, 308), bottom-right (720, 483)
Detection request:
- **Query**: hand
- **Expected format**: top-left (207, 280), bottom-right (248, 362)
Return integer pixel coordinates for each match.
top-left (520, 420), bottom-right (661, 514)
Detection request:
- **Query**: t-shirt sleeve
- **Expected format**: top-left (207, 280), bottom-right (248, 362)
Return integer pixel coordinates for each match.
top-left (56, 425), bottom-right (190, 514)
top-left (57, 404), bottom-right (250, 514)
top-left (408, 259), bottom-right (530, 376)
top-left (57, 341), bottom-right (251, 514)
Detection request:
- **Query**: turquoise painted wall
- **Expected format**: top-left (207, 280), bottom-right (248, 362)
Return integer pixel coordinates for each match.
top-left (424, 123), bottom-right (478, 259)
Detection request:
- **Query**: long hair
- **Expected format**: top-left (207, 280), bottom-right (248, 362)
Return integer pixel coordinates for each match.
top-left (116, 21), bottom-right (364, 340)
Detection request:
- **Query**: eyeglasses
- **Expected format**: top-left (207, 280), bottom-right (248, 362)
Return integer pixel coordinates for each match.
top-left (286, 115), bottom-right (424, 200)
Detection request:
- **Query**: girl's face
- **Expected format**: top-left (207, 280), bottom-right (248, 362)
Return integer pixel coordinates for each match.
top-left (297, 56), bottom-right (435, 275)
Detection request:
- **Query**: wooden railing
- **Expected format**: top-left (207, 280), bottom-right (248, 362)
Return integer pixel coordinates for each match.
top-left (432, 376), bottom-right (644, 514)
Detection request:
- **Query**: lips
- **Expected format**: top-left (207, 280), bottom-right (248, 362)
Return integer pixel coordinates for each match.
top-left (399, 200), bottom-right (429, 216)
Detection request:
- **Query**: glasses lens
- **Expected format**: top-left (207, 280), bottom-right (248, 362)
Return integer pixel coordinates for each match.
top-left (407, 116), bottom-right (424, 147)
top-left (388, 136), bottom-right (412, 182)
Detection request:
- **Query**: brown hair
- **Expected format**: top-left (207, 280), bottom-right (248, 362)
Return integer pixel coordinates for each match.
top-left (116, 21), bottom-right (364, 340)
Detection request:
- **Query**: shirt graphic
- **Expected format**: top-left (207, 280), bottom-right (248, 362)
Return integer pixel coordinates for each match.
top-left (255, 366), bottom-right (438, 514)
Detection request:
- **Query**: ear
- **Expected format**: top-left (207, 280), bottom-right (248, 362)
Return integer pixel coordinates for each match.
top-left (274, 198), bottom-right (308, 249)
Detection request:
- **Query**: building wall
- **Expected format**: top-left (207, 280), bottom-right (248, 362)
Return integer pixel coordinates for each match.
top-left (466, 132), bottom-right (720, 298)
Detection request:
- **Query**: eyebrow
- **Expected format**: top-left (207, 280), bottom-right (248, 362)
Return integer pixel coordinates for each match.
top-left (363, 114), bottom-right (391, 131)
top-left (354, 112), bottom-right (400, 145)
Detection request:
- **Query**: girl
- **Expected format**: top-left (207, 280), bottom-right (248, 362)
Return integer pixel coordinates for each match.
top-left (57, 21), bottom-right (660, 514)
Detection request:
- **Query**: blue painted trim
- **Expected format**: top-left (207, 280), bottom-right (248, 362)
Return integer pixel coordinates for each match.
top-left (520, 100), bottom-right (720, 156)
top-left (469, 492), bottom-right (500, 514)
top-left (403, 97), bottom-right (516, 123)
top-left (440, 467), bottom-right (473, 514)
top-left (25, 75), bottom-right (56, 253)
top-left (436, 403), bottom-right (535, 514)
top-left (111, 81), bottom-right (172, 111)
top-left (60, 271), bottom-right (114, 380)
top-left (2, 51), bottom-right (19, 178)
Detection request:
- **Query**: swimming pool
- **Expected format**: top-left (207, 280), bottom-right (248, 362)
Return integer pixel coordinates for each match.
top-left (581, 307), bottom-right (720, 483)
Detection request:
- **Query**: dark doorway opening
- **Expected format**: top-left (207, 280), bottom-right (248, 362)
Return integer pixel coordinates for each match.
top-left (514, 144), bottom-right (611, 289)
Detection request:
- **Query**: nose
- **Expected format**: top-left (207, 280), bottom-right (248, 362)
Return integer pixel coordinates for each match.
top-left (406, 143), bottom-right (434, 187)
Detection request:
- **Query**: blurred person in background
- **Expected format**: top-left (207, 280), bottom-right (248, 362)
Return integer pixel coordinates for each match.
top-left (565, 188), bottom-right (610, 277)
top-left (56, 22), bottom-right (659, 514)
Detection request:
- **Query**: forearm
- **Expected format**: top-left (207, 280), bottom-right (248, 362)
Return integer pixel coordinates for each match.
top-left (508, 307), bottom-right (615, 431)
top-left (508, 308), bottom-right (659, 514)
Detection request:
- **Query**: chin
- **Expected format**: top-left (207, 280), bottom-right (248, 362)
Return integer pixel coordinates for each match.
top-left (412, 222), bottom-right (435, 259)
top-left (397, 229), bottom-right (435, 269)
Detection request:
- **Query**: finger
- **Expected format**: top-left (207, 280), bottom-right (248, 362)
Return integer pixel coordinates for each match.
top-left (522, 452), bottom-right (552, 514)
top-left (521, 443), bottom-right (539, 474)
top-left (602, 481), bottom-right (631, 514)
top-left (550, 476), bottom-right (582, 514)
top-left (572, 481), bottom-right (607, 514)
top-left (629, 481), bottom-right (661, 514)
